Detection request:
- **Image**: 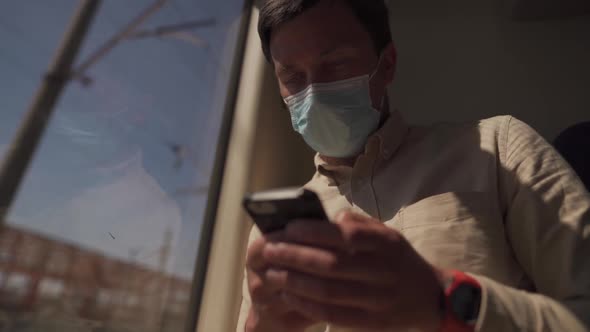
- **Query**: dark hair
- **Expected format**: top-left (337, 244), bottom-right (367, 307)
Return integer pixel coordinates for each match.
top-left (258, 0), bottom-right (392, 62)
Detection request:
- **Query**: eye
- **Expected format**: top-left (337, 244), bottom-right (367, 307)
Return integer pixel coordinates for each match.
top-left (329, 59), bottom-right (350, 67)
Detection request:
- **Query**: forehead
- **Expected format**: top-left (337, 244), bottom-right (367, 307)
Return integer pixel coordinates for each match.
top-left (269, 0), bottom-right (374, 65)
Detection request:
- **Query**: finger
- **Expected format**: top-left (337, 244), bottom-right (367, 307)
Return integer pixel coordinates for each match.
top-left (263, 242), bottom-right (392, 283)
top-left (265, 269), bottom-right (394, 311)
top-left (248, 268), bottom-right (277, 303)
top-left (284, 221), bottom-right (348, 250)
top-left (278, 311), bottom-right (316, 331)
top-left (264, 232), bottom-right (287, 242)
top-left (246, 237), bottom-right (269, 270)
top-left (281, 293), bottom-right (390, 330)
top-left (285, 217), bottom-right (385, 252)
top-left (252, 291), bottom-right (292, 315)
top-left (335, 210), bottom-right (372, 224)
top-left (247, 232), bottom-right (287, 270)
top-left (248, 267), bottom-right (296, 317)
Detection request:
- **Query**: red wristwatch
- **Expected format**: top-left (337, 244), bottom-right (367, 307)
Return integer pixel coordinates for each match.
top-left (439, 270), bottom-right (482, 332)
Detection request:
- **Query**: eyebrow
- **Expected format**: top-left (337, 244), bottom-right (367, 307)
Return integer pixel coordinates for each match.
top-left (319, 45), bottom-right (360, 58)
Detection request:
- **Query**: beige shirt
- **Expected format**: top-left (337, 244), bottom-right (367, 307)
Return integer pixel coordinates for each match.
top-left (237, 112), bottom-right (590, 332)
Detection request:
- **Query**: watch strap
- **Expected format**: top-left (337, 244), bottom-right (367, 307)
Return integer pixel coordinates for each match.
top-left (439, 270), bottom-right (481, 332)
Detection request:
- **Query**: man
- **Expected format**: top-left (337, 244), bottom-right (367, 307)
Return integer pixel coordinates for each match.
top-left (237, 1), bottom-right (590, 331)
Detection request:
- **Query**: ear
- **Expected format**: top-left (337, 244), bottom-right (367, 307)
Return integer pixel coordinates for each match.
top-left (381, 42), bottom-right (397, 85)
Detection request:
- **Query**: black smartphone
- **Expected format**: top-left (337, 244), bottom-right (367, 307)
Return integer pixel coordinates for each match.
top-left (243, 187), bottom-right (328, 234)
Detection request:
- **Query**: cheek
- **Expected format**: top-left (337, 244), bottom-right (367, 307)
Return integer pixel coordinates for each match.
top-left (279, 82), bottom-right (303, 99)
top-left (279, 84), bottom-right (292, 99)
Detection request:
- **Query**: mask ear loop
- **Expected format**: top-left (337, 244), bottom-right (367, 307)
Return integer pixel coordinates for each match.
top-left (369, 52), bottom-right (384, 81)
top-left (369, 53), bottom-right (387, 112)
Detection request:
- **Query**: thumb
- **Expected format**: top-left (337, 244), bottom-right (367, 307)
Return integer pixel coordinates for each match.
top-left (335, 210), bottom-right (373, 224)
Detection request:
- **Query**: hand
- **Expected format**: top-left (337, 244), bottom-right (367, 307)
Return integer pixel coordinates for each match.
top-left (244, 232), bottom-right (318, 332)
top-left (261, 211), bottom-right (446, 332)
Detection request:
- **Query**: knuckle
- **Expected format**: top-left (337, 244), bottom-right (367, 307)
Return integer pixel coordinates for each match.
top-left (339, 210), bottom-right (356, 222)
top-left (246, 239), bottom-right (265, 264)
top-left (249, 278), bottom-right (266, 301)
top-left (274, 270), bottom-right (288, 287)
top-left (267, 243), bottom-right (288, 259)
top-left (345, 223), bottom-right (370, 244)
top-left (300, 256), bottom-right (332, 274)
top-left (322, 254), bottom-right (341, 271)
top-left (337, 210), bottom-right (365, 226)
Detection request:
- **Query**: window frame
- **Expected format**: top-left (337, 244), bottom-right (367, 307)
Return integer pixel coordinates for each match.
top-left (184, 1), bottom-right (255, 331)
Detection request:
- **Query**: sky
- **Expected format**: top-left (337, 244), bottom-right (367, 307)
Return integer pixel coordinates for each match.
top-left (0, 0), bottom-right (247, 279)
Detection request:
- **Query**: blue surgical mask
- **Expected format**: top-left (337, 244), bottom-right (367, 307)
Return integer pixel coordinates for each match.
top-left (284, 65), bottom-right (383, 158)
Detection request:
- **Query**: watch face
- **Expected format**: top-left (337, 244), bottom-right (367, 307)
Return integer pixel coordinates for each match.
top-left (449, 283), bottom-right (482, 323)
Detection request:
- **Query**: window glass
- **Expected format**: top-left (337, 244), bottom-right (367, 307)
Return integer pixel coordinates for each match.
top-left (0, 1), bottom-right (247, 331)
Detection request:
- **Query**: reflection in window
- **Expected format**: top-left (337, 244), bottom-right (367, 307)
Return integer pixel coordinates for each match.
top-left (0, 0), bottom-right (248, 331)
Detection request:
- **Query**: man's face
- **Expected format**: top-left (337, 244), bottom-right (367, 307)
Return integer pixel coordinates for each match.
top-left (269, 0), bottom-right (396, 111)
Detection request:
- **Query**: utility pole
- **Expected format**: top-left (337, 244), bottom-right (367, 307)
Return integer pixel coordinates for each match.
top-left (151, 228), bottom-right (172, 330)
top-left (0, 0), bottom-right (102, 225)
top-left (72, 0), bottom-right (169, 85)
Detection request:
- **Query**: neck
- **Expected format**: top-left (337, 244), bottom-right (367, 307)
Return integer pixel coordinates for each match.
top-left (319, 99), bottom-right (391, 168)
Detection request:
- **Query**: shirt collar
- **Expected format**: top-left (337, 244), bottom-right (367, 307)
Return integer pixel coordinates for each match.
top-left (314, 109), bottom-right (409, 180)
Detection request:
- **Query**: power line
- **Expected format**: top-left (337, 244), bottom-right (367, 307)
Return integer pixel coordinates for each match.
top-left (1, 0), bottom-right (221, 188)
top-left (72, 0), bottom-right (170, 84)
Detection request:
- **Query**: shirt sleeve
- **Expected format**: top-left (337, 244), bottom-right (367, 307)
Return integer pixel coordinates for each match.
top-left (474, 117), bottom-right (590, 331)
